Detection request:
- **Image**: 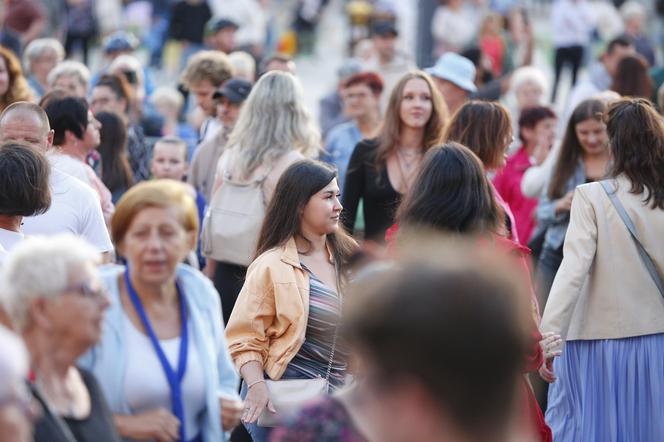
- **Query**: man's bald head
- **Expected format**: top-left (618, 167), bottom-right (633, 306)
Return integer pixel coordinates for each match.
top-left (0, 102), bottom-right (53, 152)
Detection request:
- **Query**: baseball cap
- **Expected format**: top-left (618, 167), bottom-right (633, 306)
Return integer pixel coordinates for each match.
top-left (103, 31), bottom-right (138, 55)
top-left (205, 17), bottom-right (239, 37)
top-left (213, 78), bottom-right (253, 103)
top-left (371, 21), bottom-right (398, 37)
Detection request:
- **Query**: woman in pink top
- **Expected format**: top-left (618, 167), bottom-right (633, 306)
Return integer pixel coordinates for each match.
top-left (444, 101), bottom-right (521, 243)
top-left (493, 106), bottom-right (557, 244)
top-left (43, 96), bottom-right (114, 224)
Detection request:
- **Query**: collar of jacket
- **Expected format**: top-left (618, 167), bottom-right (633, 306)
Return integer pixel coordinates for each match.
top-left (279, 236), bottom-right (335, 268)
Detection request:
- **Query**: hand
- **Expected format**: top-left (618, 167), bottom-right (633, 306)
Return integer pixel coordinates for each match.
top-left (115, 408), bottom-right (180, 442)
top-left (554, 191), bottom-right (574, 215)
top-left (220, 395), bottom-right (244, 431)
top-left (241, 381), bottom-right (275, 424)
top-left (538, 332), bottom-right (562, 384)
top-left (532, 133), bottom-right (552, 166)
top-left (540, 332), bottom-right (562, 360)
top-left (539, 357), bottom-right (556, 383)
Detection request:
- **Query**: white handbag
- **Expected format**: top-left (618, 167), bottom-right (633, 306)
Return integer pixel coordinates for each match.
top-left (257, 377), bottom-right (328, 427)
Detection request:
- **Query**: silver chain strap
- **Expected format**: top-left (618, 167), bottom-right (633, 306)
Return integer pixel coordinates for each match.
top-left (323, 276), bottom-right (343, 393)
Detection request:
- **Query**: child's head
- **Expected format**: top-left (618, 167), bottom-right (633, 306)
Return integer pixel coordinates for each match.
top-left (151, 136), bottom-right (188, 180)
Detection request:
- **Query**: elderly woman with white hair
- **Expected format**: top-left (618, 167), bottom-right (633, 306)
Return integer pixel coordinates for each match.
top-left (1, 234), bottom-right (119, 442)
top-left (23, 38), bottom-right (65, 100)
top-left (47, 60), bottom-right (91, 99)
top-left (504, 66), bottom-right (550, 155)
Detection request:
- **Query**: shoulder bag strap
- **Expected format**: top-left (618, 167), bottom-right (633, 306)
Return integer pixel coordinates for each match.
top-left (601, 180), bottom-right (664, 297)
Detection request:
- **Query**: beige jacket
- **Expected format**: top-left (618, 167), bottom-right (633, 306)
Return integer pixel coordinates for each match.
top-left (188, 127), bottom-right (229, 202)
top-left (225, 238), bottom-right (310, 380)
top-left (541, 176), bottom-right (664, 341)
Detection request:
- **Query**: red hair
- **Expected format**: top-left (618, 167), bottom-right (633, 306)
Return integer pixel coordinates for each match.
top-left (343, 71), bottom-right (384, 96)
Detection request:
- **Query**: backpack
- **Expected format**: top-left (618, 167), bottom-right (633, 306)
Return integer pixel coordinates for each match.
top-left (201, 168), bottom-right (268, 267)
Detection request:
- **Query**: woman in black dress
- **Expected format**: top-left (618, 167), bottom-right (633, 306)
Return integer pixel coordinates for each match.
top-left (342, 71), bottom-right (448, 242)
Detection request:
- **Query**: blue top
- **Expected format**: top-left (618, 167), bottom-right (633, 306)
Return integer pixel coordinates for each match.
top-left (79, 264), bottom-right (239, 442)
top-left (321, 121), bottom-right (362, 193)
top-left (536, 160), bottom-right (586, 250)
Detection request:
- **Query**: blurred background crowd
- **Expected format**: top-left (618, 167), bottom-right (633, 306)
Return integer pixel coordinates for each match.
top-left (0, 0), bottom-right (664, 442)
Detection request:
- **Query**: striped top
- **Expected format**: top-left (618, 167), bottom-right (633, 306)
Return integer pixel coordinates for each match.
top-left (285, 263), bottom-right (347, 389)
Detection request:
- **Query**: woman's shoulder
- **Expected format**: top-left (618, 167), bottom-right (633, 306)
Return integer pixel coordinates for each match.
top-left (354, 138), bottom-right (379, 151)
top-left (98, 264), bottom-right (124, 297)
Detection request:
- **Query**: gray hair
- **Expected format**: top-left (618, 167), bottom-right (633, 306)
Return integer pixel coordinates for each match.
top-left (509, 66), bottom-right (548, 98)
top-left (23, 38), bottom-right (65, 72)
top-left (228, 51), bottom-right (256, 82)
top-left (226, 71), bottom-right (320, 178)
top-left (47, 60), bottom-right (91, 89)
top-left (620, 1), bottom-right (645, 21)
top-left (1, 234), bottom-right (100, 330)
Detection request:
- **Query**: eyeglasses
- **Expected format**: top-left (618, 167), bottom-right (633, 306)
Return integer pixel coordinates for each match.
top-left (62, 281), bottom-right (108, 301)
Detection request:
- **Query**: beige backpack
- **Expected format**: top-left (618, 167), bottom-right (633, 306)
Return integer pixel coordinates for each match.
top-left (201, 167), bottom-right (268, 266)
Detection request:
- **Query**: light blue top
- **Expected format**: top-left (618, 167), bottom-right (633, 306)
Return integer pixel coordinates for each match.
top-left (536, 160), bottom-right (586, 250)
top-left (321, 121), bottom-right (362, 193)
top-left (79, 264), bottom-right (239, 442)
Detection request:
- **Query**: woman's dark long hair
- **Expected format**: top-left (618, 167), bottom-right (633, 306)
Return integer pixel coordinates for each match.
top-left (606, 98), bottom-right (664, 209)
top-left (96, 111), bottom-right (133, 193)
top-left (256, 159), bottom-right (358, 272)
top-left (397, 143), bottom-right (501, 234)
top-left (610, 54), bottom-right (653, 99)
top-left (548, 99), bottom-right (606, 199)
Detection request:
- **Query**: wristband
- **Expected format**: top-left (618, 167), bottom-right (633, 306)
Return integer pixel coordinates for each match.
top-left (247, 379), bottom-right (266, 389)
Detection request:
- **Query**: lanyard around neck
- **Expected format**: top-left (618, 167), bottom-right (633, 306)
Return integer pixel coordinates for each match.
top-left (124, 269), bottom-right (189, 442)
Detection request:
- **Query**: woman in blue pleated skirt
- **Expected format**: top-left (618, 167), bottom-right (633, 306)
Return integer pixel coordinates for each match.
top-left (540, 98), bottom-right (664, 441)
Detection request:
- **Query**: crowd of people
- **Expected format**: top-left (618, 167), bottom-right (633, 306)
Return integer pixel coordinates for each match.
top-left (0, 0), bottom-right (664, 442)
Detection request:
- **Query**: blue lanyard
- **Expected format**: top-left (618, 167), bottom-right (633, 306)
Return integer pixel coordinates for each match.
top-left (124, 269), bottom-right (189, 442)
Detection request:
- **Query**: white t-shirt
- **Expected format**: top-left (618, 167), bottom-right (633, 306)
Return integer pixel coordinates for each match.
top-left (0, 229), bottom-right (24, 265)
top-left (22, 168), bottom-right (113, 253)
top-left (124, 315), bottom-right (206, 440)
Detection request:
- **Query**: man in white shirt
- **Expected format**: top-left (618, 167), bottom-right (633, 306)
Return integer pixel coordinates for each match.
top-left (0, 102), bottom-right (113, 259)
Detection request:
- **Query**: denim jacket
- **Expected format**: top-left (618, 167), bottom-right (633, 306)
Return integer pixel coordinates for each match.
top-left (536, 160), bottom-right (586, 250)
top-left (79, 264), bottom-right (239, 442)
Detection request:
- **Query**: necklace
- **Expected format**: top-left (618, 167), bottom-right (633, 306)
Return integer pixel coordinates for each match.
top-left (395, 152), bottom-right (421, 193)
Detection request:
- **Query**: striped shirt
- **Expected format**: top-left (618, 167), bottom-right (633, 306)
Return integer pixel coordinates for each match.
top-left (285, 263), bottom-right (347, 389)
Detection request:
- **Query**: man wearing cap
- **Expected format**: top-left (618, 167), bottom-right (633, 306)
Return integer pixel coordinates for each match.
top-left (188, 78), bottom-right (252, 202)
top-left (205, 17), bottom-right (239, 53)
top-left (426, 52), bottom-right (477, 115)
top-left (90, 31), bottom-right (156, 97)
top-left (364, 21), bottom-right (415, 111)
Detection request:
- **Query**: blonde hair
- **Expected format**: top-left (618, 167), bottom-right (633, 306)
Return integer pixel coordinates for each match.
top-left (226, 71), bottom-right (320, 178)
top-left (150, 86), bottom-right (185, 113)
top-left (111, 180), bottom-right (199, 245)
top-left (0, 47), bottom-right (33, 111)
top-left (181, 50), bottom-right (234, 88)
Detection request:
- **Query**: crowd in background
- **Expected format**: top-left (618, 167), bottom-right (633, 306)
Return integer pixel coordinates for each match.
top-left (0, 0), bottom-right (663, 441)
